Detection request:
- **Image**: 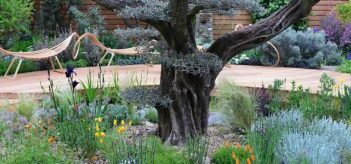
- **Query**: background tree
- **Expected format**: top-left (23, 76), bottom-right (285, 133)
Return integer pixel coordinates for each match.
top-left (92, 0), bottom-right (320, 144)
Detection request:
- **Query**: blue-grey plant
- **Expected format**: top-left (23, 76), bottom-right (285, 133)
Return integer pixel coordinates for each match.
top-left (192, 0), bottom-right (264, 15)
top-left (0, 111), bottom-right (28, 140)
top-left (307, 118), bottom-right (351, 150)
top-left (251, 110), bottom-right (304, 132)
top-left (250, 110), bottom-right (351, 163)
top-left (69, 6), bottom-right (105, 34)
top-left (258, 28), bottom-right (343, 68)
top-left (120, 0), bottom-right (170, 21)
top-left (276, 133), bottom-right (340, 164)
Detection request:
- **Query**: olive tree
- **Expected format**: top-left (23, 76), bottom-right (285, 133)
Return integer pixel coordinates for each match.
top-left (93, 0), bottom-right (320, 144)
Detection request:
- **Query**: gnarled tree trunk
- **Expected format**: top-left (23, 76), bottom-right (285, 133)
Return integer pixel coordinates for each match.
top-left (157, 65), bottom-right (216, 144)
top-left (92, 0), bottom-right (321, 145)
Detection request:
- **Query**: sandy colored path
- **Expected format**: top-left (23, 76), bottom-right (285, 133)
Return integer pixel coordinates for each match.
top-left (0, 64), bottom-right (350, 101)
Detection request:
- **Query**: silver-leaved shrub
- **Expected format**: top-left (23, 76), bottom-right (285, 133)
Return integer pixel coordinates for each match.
top-left (260, 110), bottom-right (351, 164)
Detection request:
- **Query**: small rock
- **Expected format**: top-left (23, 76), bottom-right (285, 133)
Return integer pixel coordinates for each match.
top-left (208, 112), bottom-right (225, 126)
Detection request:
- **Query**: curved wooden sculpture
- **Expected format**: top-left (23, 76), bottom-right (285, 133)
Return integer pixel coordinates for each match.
top-left (234, 24), bottom-right (280, 67)
top-left (0, 33), bottom-right (79, 78)
top-left (73, 32), bottom-right (141, 66)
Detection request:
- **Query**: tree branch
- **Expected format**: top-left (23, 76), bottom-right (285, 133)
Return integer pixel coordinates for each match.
top-left (92, 0), bottom-right (136, 11)
top-left (169, 0), bottom-right (191, 52)
top-left (207, 0), bottom-right (320, 63)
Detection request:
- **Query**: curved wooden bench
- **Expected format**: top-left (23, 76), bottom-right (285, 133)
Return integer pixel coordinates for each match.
top-left (0, 33), bottom-right (79, 78)
top-left (73, 32), bottom-right (142, 67)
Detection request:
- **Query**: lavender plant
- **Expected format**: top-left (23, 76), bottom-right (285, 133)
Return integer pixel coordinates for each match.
top-left (320, 12), bottom-right (343, 45)
top-left (340, 23), bottom-right (351, 50)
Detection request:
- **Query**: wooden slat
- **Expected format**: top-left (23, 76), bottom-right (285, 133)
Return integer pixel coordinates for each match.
top-left (33, 0), bottom-right (348, 39)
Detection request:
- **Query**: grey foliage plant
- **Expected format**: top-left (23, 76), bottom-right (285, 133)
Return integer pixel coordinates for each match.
top-left (258, 28), bottom-right (342, 68)
top-left (69, 6), bottom-right (105, 65)
top-left (119, 0), bottom-right (170, 21)
top-left (193, 0), bottom-right (264, 14)
top-left (161, 52), bottom-right (223, 76)
top-left (121, 86), bottom-right (172, 107)
top-left (252, 110), bottom-right (351, 164)
top-left (69, 6), bottom-right (105, 34)
top-left (276, 133), bottom-right (340, 164)
top-left (117, 0), bottom-right (263, 21)
top-left (114, 27), bottom-right (161, 44)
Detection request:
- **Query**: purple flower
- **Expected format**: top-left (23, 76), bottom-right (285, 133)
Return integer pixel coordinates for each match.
top-left (313, 27), bottom-right (319, 33)
top-left (72, 80), bottom-right (79, 89)
top-left (320, 12), bottom-right (343, 44)
top-left (347, 51), bottom-right (351, 60)
top-left (340, 23), bottom-right (351, 48)
top-left (65, 66), bottom-right (75, 78)
top-left (4, 56), bottom-right (12, 62)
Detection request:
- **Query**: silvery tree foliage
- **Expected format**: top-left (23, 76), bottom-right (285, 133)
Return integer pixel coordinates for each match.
top-left (114, 0), bottom-right (263, 21)
top-left (191, 0), bottom-right (264, 15)
top-left (119, 0), bottom-right (170, 21)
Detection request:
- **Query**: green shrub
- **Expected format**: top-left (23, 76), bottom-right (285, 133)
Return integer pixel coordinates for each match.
top-left (337, 59), bottom-right (351, 73)
top-left (145, 107), bottom-right (158, 123)
top-left (56, 119), bottom-right (98, 158)
top-left (0, 0), bottom-right (34, 45)
top-left (0, 57), bottom-right (8, 76)
top-left (3, 135), bottom-right (74, 163)
top-left (267, 79), bottom-right (285, 113)
top-left (217, 80), bottom-right (257, 131)
top-left (338, 85), bottom-right (351, 118)
top-left (337, 2), bottom-right (351, 23)
top-left (63, 59), bottom-right (89, 68)
top-left (212, 144), bottom-right (255, 164)
top-left (185, 136), bottom-right (208, 164)
top-left (251, 0), bottom-right (307, 30)
top-left (286, 73), bottom-right (340, 119)
top-left (0, 57), bottom-right (40, 76)
top-left (16, 96), bottom-right (37, 120)
top-left (110, 136), bottom-right (158, 163)
top-left (102, 134), bottom-right (191, 164)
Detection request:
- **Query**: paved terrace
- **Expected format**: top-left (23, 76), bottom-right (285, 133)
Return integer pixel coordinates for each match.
top-left (0, 65), bottom-right (350, 104)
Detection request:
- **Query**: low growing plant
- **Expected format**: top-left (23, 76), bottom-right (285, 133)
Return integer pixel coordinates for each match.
top-left (144, 107), bottom-right (158, 123)
top-left (212, 143), bottom-right (255, 164)
top-left (185, 136), bottom-right (208, 164)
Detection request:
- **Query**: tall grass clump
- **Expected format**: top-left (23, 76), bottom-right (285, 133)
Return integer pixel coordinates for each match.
top-left (16, 95), bottom-right (37, 120)
top-left (185, 136), bottom-right (208, 164)
top-left (103, 136), bottom-right (158, 163)
top-left (217, 80), bottom-right (257, 132)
